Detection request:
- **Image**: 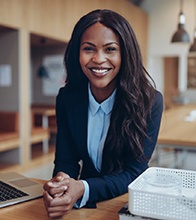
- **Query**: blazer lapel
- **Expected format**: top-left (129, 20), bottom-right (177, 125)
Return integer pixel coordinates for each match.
top-left (72, 88), bottom-right (93, 165)
top-left (72, 87), bottom-right (101, 176)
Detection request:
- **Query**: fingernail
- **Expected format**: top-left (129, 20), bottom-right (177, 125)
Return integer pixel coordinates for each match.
top-left (63, 186), bottom-right (68, 191)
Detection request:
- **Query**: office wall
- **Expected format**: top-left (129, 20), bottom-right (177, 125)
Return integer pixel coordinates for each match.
top-left (0, 29), bottom-right (19, 111)
top-left (31, 44), bottom-right (66, 105)
top-left (142, 0), bottom-right (196, 97)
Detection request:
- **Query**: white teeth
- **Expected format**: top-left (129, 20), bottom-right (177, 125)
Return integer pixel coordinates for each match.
top-left (92, 69), bottom-right (108, 73)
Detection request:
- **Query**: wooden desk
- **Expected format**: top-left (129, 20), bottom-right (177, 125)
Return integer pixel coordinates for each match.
top-left (156, 104), bottom-right (196, 167)
top-left (0, 188), bottom-right (128, 220)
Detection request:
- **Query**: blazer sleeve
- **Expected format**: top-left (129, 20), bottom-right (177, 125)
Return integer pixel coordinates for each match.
top-left (53, 87), bottom-right (81, 179)
top-left (85, 91), bottom-right (163, 207)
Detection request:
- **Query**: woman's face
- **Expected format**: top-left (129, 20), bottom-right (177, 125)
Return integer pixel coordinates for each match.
top-left (79, 22), bottom-right (121, 101)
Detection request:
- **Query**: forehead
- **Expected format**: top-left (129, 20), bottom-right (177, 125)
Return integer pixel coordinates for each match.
top-left (80, 22), bottom-right (119, 43)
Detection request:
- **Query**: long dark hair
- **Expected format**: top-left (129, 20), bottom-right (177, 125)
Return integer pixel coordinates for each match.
top-left (64, 9), bottom-right (156, 173)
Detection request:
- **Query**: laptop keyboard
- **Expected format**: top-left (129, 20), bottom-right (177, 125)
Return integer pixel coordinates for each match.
top-left (0, 180), bottom-right (29, 202)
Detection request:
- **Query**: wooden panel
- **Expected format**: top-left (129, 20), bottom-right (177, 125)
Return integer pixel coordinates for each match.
top-left (19, 29), bottom-right (31, 164)
top-left (187, 54), bottom-right (196, 88)
top-left (0, 111), bottom-right (19, 132)
top-left (0, 111), bottom-right (20, 152)
top-left (164, 57), bottom-right (179, 109)
top-left (0, 137), bottom-right (19, 152)
top-left (0, 0), bottom-right (148, 56)
top-left (31, 128), bottom-right (49, 144)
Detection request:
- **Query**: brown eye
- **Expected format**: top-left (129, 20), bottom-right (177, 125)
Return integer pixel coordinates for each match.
top-left (106, 47), bottom-right (116, 52)
top-left (84, 47), bottom-right (93, 51)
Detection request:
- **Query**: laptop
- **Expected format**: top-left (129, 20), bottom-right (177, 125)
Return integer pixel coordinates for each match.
top-left (0, 172), bottom-right (44, 208)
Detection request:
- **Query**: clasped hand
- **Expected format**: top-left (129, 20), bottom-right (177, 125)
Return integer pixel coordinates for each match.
top-left (43, 172), bottom-right (84, 218)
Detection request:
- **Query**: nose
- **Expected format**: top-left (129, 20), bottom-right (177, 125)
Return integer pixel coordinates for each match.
top-left (92, 51), bottom-right (106, 63)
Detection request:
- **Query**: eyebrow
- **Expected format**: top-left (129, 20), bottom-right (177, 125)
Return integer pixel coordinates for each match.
top-left (80, 42), bottom-right (119, 46)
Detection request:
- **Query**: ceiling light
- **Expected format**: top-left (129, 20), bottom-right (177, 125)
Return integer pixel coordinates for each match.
top-left (171, 0), bottom-right (190, 43)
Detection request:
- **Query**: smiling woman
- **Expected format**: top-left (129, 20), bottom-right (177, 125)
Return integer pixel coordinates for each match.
top-left (79, 23), bottom-right (121, 103)
top-left (43, 9), bottom-right (163, 219)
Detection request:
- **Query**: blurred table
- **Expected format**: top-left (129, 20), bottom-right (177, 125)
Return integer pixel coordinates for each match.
top-left (156, 104), bottom-right (196, 168)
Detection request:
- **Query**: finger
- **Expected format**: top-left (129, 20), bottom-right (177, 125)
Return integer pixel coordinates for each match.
top-left (53, 192), bottom-right (64, 198)
top-left (43, 191), bottom-right (53, 208)
top-left (46, 198), bottom-right (72, 218)
top-left (43, 181), bottom-right (59, 192)
top-left (44, 178), bottom-right (69, 192)
top-left (56, 172), bottom-right (70, 181)
top-left (43, 192), bottom-right (67, 212)
top-left (48, 179), bottom-right (69, 187)
top-left (44, 193), bottom-right (73, 218)
top-left (43, 178), bottom-right (71, 199)
top-left (43, 194), bottom-right (69, 218)
top-left (48, 176), bottom-right (70, 189)
top-left (48, 193), bottom-right (72, 207)
top-left (49, 185), bottom-right (67, 197)
top-left (44, 173), bottom-right (69, 191)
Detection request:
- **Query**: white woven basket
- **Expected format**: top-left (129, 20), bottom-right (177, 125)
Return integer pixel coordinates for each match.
top-left (128, 167), bottom-right (196, 220)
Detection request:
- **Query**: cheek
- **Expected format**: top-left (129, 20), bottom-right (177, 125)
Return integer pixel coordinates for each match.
top-left (113, 54), bottom-right (121, 70)
top-left (79, 53), bottom-right (88, 68)
top-left (79, 55), bottom-right (88, 75)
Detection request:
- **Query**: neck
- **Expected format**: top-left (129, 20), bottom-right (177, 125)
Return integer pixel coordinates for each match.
top-left (93, 91), bottom-right (111, 103)
top-left (91, 86), bottom-right (115, 104)
top-left (89, 79), bottom-right (117, 103)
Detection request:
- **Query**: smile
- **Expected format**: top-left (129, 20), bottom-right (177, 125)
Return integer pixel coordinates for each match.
top-left (90, 68), bottom-right (111, 75)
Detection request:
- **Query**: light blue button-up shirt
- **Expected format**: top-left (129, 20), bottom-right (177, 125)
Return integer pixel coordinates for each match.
top-left (75, 84), bottom-right (116, 208)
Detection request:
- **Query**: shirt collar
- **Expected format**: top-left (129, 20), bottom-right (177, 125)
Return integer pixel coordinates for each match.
top-left (88, 84), bottom-right (116, 116)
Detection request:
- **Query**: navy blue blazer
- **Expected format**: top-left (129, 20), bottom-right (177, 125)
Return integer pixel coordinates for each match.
top-left (53, 85), bottom-right (163, 208)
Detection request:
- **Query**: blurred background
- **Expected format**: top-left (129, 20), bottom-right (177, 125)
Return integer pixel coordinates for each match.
top-left (0, 0), bottom-right (196, 180)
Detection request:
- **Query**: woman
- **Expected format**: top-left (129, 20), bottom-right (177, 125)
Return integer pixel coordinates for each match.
top-left (43, 9), bottom-right (163, 218)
